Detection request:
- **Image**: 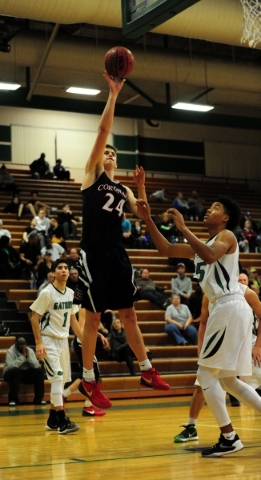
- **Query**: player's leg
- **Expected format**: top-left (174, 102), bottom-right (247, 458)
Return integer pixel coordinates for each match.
top-left (197, 366), bottom-right (243, 457)
top-left (43, 337), bottom-right (79, 434)
top-left (221, 376), bottom-right (261, 412)
top-left (79, 309), bottom-right (112, 409)
top-left (119, 307), bottom-right (170, 390)
top-left (63, 337), bottom-right (106, 416)
top-left (174, 384), bottom-right (204, 442)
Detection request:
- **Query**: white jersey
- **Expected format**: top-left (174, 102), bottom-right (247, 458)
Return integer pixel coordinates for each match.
top-left (194, 234), bottom-right (242, 303)
top-left (30, 283), bottom-right (78, 338)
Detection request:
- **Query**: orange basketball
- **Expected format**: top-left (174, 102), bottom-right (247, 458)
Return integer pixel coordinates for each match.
top-left (104, 46), bottom-right (134, 78)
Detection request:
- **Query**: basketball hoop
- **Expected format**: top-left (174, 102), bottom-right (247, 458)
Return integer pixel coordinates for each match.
top-left (239, 0), bottom-right (261, 47)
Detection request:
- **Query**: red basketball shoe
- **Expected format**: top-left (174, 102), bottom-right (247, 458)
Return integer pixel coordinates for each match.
top-left (140, 368), bottom-right (170, 391)
top-left (82, 406), bottom-right (106, 417)
top-left (79, 379), bottom-right (112, 409)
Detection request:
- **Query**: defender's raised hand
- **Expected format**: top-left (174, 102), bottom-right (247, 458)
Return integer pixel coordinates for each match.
top-left (167, 208), bottom-right (186, 233)
top-left (136, 199), bottom-right (151, 221)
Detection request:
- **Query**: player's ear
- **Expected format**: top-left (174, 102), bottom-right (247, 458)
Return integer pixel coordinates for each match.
top-left (223, 213), bottom-right (229, 224)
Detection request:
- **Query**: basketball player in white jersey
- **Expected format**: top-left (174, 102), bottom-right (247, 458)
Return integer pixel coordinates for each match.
top-left (30, 258), bottom-right (82, 434)
top-left (174, 272), bottom-right (261, 445)
top-left (136, 195), bottom-right (261, 456)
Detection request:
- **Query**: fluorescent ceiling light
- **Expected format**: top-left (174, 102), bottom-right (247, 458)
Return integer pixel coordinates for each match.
top-left (172, 102), bottom-right (214, 112)
top-left (0, 82), bottom-right (21, 91)
top-left (66, 87), bottom-right (100, 95)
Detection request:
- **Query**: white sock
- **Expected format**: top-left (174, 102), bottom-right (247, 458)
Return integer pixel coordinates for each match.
top-left (223, 430), bottom-right (236, 441)
top-left (83, 368), bottom-right (95, 382)
top-left (63, 387), bottom-right (71, 398)
top-left (139, 359), bottom-right (152, 371)
top-left (188, 418), bottom-right (197, 425)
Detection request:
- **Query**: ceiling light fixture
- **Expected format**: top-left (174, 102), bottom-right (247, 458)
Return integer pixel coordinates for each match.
top-left (66, 87), bottom-right (100, 96)
top-left (172, 102), bottom-right (214, 112)
top-left (0, 82), bottom-right (21, 91)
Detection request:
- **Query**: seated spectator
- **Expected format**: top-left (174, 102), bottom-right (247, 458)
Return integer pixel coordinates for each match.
top-left (249, 267), bottom-right (261, 288)
top-left (243, 220), bottom-right (259, 252)
top-left (41, 237), bottom-right (65, 262)
top-left (36, 252), bottom-right (53, 288)
top-left (37, 271), bottom-right (55, 297)
top-left (26, 191), bottom-right (51, 217)
top-left (66, 267), bottom-right (79, 291)
top-left (241, 211), bottom-right (259, 234)
top-left (172, 191), bottom-right (198, 220)
top-left (121, 212), bottom-right (134, 248)
top-left (29, 153), bottom-right (53, 180)
top-left (171, 263), bottom-right (192, 304)
top-left (135, 268), bottom-right (168, 309)
top-left (67, 248), bottom-right (79, 269)
top-left (164, 294), bottom-right (198, 345)
top-left (0, 235), bottom-right (21, 279)
top-left (149, 188), bottom-right (169, 203)
top-left (3, 337), bottom-right (46, 406)
top-left (3, 194), bottom-right (29, 219)
top-left (58, 204), bottom-right (77, 240)
top-left (234, 225), bottom-right (249, 253)
top-left (156, 211), bottom-right (177, 243)
top-left (187, 190), bottom-right (206, 221)
top-left (107, 318), bottom-right (136, 376)
top-left (48, 217), bottom-right (66, 248)
top-left (53, 159), bottom-right (70, 181)
top-left (131, 220), bottom-right (149, 249)
top-left (0, 219), bottom-right (11, 241)
top-left (34, 209), bottom-right (50, 248)
top-left (22, 219), bottom-right (40, 245)
top-left (0, 164), bottom-right (19, 194)
top-left (19, 233), bottom-right (41, 279)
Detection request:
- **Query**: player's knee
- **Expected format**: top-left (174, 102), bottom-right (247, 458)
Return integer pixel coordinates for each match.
top-left (119, 308), bottom-right (137, 325)
top-left (197, 366), bottom-right (216, 390)
top-left (49, 375), bottom-right (63, 407)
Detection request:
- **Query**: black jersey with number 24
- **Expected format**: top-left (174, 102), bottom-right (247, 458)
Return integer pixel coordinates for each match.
top-left (80, 171), bottom-right (127, 250)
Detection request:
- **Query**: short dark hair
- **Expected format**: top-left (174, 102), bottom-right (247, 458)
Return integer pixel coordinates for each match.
top-left (216, 195), bottom-right (241, 231)
top-left (105, 144), bottom-right (117, 154)
top-left (51, 258), bottom-right (69, 271)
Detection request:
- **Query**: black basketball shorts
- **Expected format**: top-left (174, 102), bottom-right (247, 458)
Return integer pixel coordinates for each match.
top-left (76, 244), bottom-right (137, 312)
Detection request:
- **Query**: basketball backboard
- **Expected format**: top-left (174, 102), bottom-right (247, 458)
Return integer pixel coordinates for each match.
top-left (122, 0), bottom-right (201, 39)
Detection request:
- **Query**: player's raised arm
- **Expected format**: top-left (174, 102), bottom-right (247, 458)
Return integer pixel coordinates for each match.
top-left (81, 71), bottom-right (125, 189)
top-left (136, 199), bottom-right (194, 258)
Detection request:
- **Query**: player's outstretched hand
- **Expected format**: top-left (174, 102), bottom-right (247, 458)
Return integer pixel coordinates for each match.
top-left (167, 208), bottom-right (186, 233)
top-left (103, 69), bottom-right (125, 94)
top-left (136, 199), bottom-right (151, 221)
top-left (133, 165), bottom-right (145, 186)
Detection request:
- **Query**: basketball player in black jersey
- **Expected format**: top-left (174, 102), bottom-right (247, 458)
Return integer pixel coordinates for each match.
top-left (76, 70), bottom-right (170, 409)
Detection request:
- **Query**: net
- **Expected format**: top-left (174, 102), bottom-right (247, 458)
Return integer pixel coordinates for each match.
top-left (239, 0), bottom-right (261, 47)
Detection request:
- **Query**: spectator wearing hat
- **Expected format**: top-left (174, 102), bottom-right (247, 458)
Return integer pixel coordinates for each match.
top-left (249, 268), bottom-right (261, 289)
top-left (171, 263), bottom-right (192, 304)
top-left (40, 237), bottom-right (65, 262)
top-left (53, 159), bottom-right (70, 181)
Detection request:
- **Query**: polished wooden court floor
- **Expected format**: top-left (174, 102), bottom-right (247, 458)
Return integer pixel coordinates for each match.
top-left (1, 395), bottom-right (261, 480)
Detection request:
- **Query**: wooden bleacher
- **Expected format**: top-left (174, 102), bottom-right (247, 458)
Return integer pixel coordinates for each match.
top-left (0, 168), bottom-right (260, 404)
